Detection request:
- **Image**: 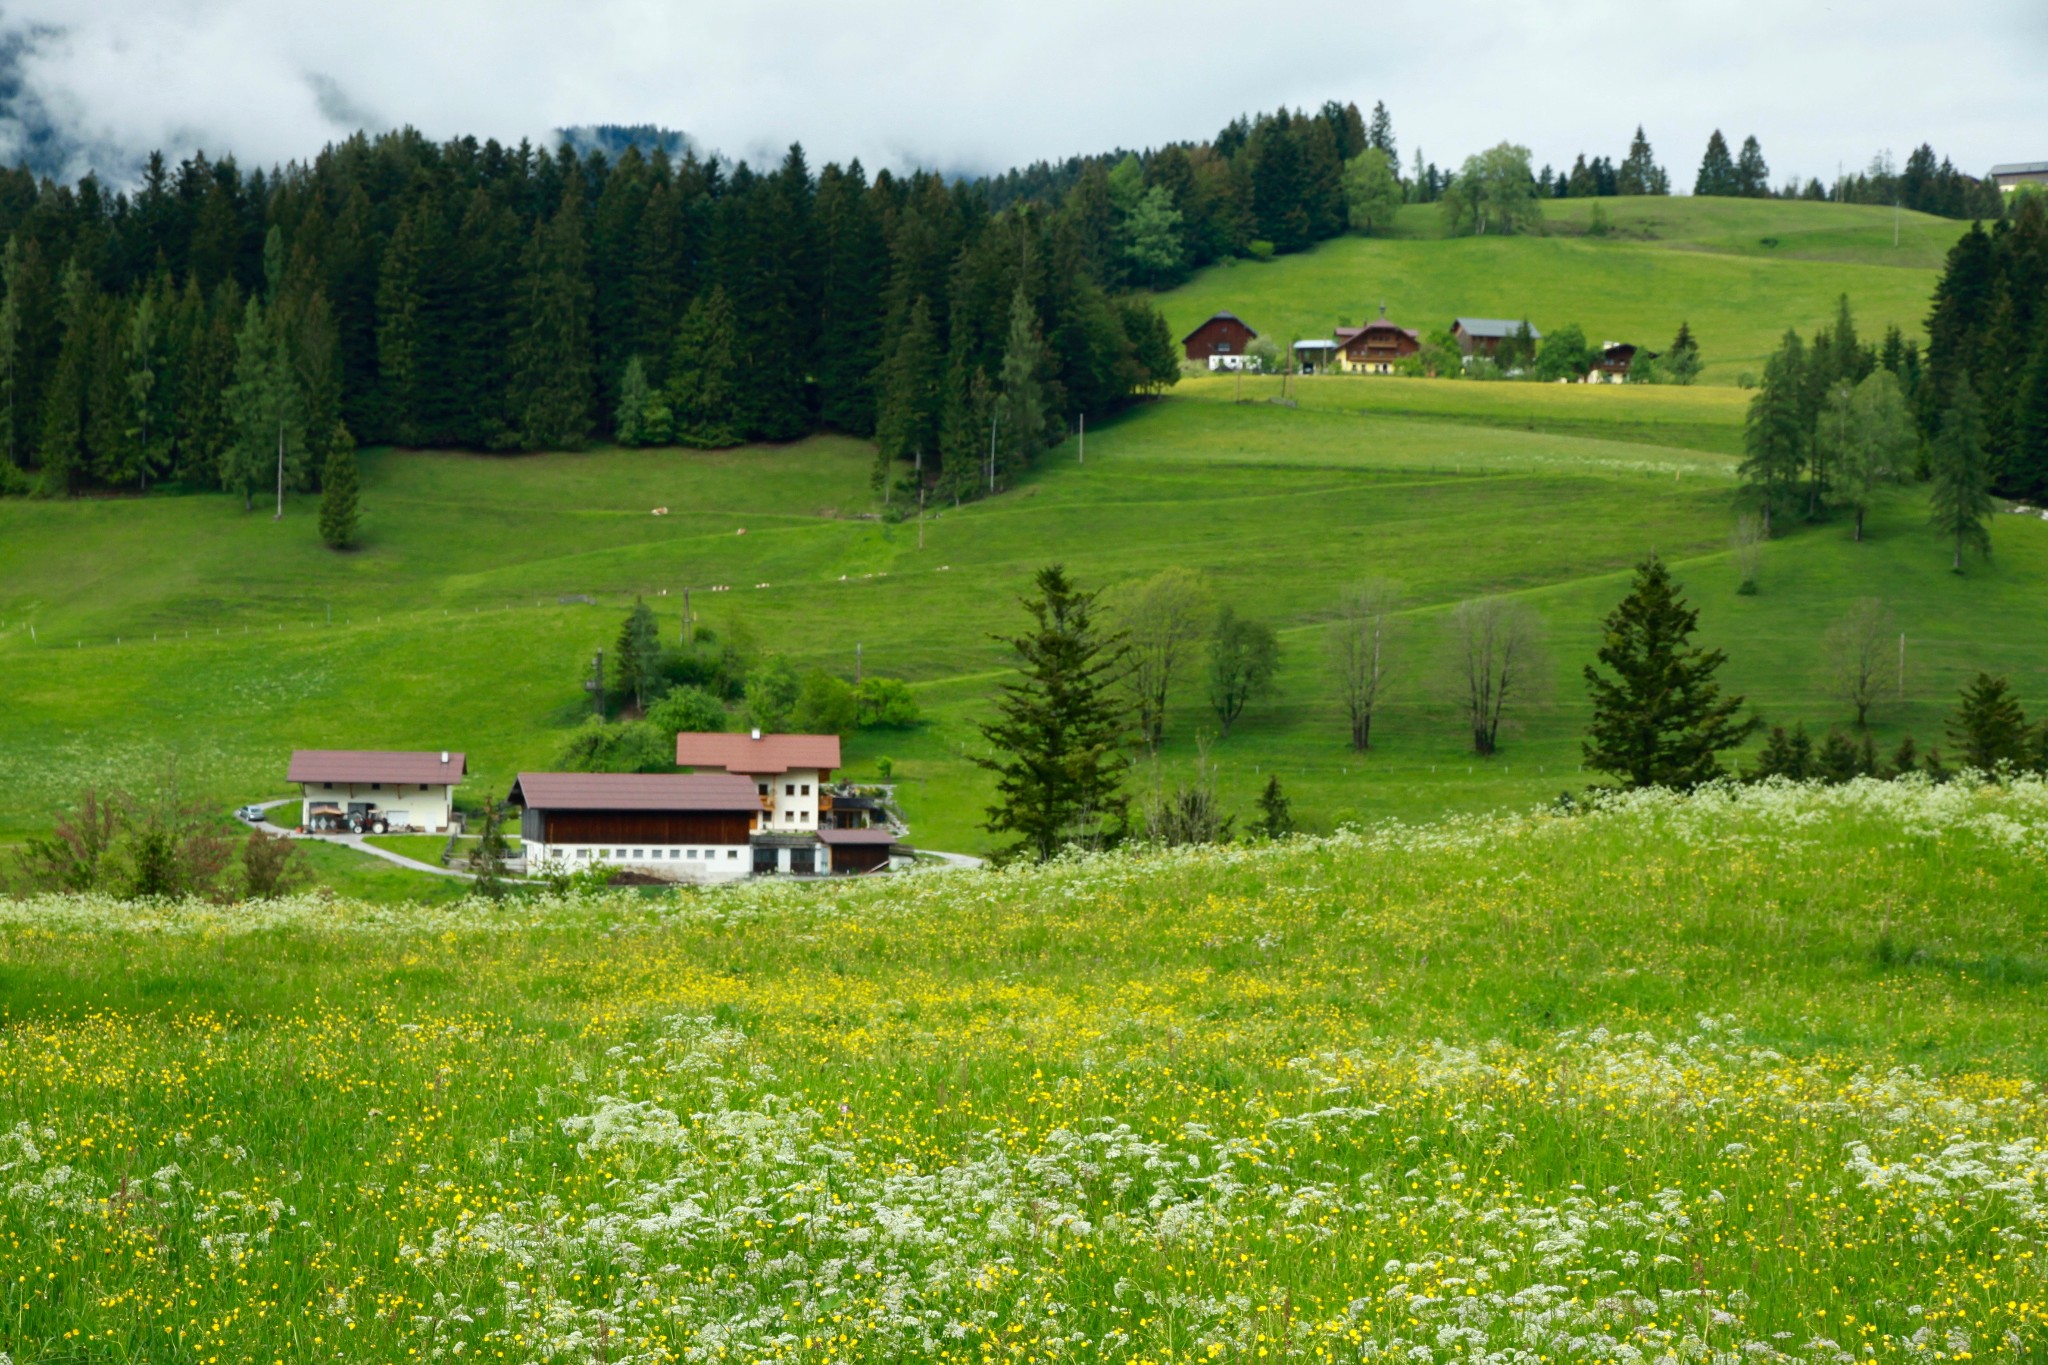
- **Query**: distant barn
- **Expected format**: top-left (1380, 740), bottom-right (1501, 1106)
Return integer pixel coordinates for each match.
top-left (1990, 162), bottom-right (2048, 193)
top-left (1182, 312), bottom-right (1259, 370)
top-left (1451, 317), bottom-right (1541, 359)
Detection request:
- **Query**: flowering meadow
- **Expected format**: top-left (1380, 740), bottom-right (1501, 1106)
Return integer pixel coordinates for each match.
top-left (4, 777), bottom-right (2048, 1363)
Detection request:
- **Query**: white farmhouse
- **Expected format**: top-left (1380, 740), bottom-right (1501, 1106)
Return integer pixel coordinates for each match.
top-left (287, 750), bottom-right (465, 832)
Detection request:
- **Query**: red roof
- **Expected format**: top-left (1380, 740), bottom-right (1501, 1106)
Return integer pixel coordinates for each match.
top-left (675, 732), bottom-right (842, 775)
top-left (506, 772), bottom-right (761, 812)
top-left (289, 750), bottom-right (466, 784)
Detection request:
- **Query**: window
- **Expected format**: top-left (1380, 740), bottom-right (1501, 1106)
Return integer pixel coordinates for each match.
top-left (800, 784), bottom-right (810, 796)
top-left (727, 849), bottom-right (738, 859)
top-left (1218, 342), bottom-right (1232, 353)
top-left (633, 849), bottom-right (644, 859)
top-left (577, 848), bottom-right (589, 859)
top-left (785, 811), bottom-right (795, 822)
top-left (371, 782), bottom-right (383, 791)
top-left (419, 784), bottom-right (429, 791)
top-left (785, 783), bottom-right (795, 797)
top-left (758, 783), bottom-right (769, 796)
top-left (687, 848), bottom-right (698, 859)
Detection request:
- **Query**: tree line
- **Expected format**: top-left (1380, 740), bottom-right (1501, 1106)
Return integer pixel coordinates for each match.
top-left (0, 101), bottom-right (1441, 506)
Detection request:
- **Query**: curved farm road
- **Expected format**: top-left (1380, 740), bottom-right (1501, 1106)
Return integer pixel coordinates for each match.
top-left (238, 799), bottom-right (474, 880)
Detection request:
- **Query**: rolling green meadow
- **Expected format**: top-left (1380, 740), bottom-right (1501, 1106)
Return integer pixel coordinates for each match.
top-left (1159, 199), bottom-right (1953, 382)
top-left (5, 195), bottom-right (2048, 1362)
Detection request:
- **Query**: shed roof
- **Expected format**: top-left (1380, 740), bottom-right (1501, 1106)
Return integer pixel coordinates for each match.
top-left (1453, 317), bottom-right (1541, 340)
top-left (1990, 162), bottom-right (2048, 177)
top-left (1180, 311), bottom-right (1258, 343)
top-left (506, 771), bottom-right (761, 812)
top-left (289, 750), bottom-right (466, 785)
top-left (676, 732), bottom-right (842, 774)
top-left (819, 828), bottom-right (899, 846)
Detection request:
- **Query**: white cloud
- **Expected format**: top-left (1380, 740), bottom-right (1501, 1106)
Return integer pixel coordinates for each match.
top-left (1, 0), bottom-right (2038, 188)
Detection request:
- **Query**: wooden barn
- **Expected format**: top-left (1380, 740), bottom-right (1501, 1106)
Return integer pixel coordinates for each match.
top-left (1181, 312), bottom-right (1259, 369)
top-left (508, 771), bottom-right (762, 882)
top-left (1451, 317), bottom-right (1541, 359)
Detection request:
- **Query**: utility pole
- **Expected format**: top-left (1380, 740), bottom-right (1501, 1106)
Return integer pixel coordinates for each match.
top-left (591, 648), bottom-right (605, 720)
top-left (987, 407), bottom-right (1000, 494)
top-left (274, 422), bottom-right (285, 520)
top-left (681, 587), bottom-right (692, 645)
top-left (1078, 412), bottom-right (1084, 465)
top-left (855, 641), bottom-right (863, 685)
top-left (917, 485), bottom-right (925, 550)
top-left (1898, 632), bottom-right (1906, 701)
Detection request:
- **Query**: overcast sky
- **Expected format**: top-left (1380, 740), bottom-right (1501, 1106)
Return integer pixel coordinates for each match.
top-left (4, 0), bottom-right (2042, 189)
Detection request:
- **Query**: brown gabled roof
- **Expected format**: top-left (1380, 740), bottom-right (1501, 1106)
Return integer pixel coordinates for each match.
top-left (289, 750), bottom-right (466, 785)
top-left (675, 732), bottom-right (842, 775)
top-left (505, 772), bottom-right (761, 812)
top-left (1180, 311), bottom-right (1257, 343)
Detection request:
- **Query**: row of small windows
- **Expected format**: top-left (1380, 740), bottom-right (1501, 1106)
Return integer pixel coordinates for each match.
top-left (571, 847), bottom-right (740, 861)
top-left (324, 783), bottom-right (434, 791)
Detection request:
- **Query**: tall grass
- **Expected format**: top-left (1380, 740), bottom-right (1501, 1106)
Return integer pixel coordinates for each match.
top-left (3, 778), bottom-right (2045, 1360)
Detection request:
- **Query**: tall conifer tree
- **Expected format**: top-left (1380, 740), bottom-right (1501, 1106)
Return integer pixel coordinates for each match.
top-left (1583, 557), bottom-right (1753, 789)
top-left (1928, 375), bottom-right (1996, 572)
top-left (508, 188), bottom-right (596, 451)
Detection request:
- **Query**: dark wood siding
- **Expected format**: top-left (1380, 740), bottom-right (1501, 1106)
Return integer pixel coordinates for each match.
top-left (832, 843), bottom-right (891, 873)
top-left (541, 810), bottom-right (753, 844)
top-left (1183, 317), bottom-right (1256, 360)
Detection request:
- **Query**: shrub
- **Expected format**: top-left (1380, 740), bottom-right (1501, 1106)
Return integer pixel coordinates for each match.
top-left (855, 677), bottom-right (922, 729)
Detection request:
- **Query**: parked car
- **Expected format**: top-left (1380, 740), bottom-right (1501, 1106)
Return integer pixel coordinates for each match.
top-left (234, 805), bottom-right (265, 822)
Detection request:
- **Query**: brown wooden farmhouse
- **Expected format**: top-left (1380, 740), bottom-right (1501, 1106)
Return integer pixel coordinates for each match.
top-left (1335, 319), bottom-right (1421, 374)
top-left (1181, 312), bottom-right (1258, 370)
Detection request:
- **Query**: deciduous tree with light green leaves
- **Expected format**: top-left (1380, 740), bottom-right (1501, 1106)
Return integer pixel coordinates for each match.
top-left (1440, 144), bottom-right (1542, 237)
top-left (1825, 369), bottom-right (1915, 541)
top-left (1107, 155), bottom-right (1185, 289)
top-left (1342, 147), bottom-right (1403, 236)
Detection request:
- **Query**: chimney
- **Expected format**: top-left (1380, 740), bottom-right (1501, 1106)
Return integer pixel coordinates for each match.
top-left (440, 751), bottom-right (450, 765)
top-left (751, 728), bottom-right (761, 740)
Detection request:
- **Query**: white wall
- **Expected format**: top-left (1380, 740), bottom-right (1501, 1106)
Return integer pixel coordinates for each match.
top-left (527, 841), bottom-right (751, 883)
top-left (302, 782), bottom-right (455, 831)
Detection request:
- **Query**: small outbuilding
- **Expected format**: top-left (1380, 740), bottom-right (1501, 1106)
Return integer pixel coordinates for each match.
top-left (1181, 312), bottom-right (1259, 370)
top-left (288, 749), bottom-right (465, 832)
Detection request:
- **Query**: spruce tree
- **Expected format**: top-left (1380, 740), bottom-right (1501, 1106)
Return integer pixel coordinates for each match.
top-left (1734, 136), bottom-right (1770, 197)
top-left (1694, 131), bottom-right (1737, 196)
top-left (2014, 329), bottom-right (2048, 502)
top-left (318, 429), bottom-right (360, 549)
top-left (1617, 126), bottom-right (1667, 196)
top-left (615, 355), bottom-right (656, 446)
top-left (1582, 556), bottom-right (1753, 789)
top-left (1740, 330), bottom-right (1807, 532)
top-left (37, 259), bottom-right (95, 495)
top-left (224, 295), bottom-right (307, 515)
top-left (1927, 375), bottom-right (1995, 572)
top-left (977, 565), bottom-right (1130, 862)
top-left (815, 161), bottom-right (887, 436)
top-left (995, 285), bottom-right (1049, 485)
top-left (1665, 321), bottom-right (1702, 385)
top-left (665, 286), bottom-right (742, 449)
top-left (1946, 673), bottom-right (2032, 772)
top-left (1366, 101), bottom-right (1397, 164)
top-left (874, 294), bottom-right (941, 489)
top-left (508, 189), bottom-right (595, 451)
top-left (125, 280), bottom-right (173, 489)
top-left (613, 598), bottom-right (663, 711)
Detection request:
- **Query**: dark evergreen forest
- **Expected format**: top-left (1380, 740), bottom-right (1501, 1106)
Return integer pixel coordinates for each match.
top-left (1925, 197), bottom-right (2048, 500)
top-left (0, 101), bottom-right (1377, 504)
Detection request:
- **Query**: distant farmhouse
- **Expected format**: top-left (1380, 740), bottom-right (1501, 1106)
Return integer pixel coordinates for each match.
top-left (1335, 316), bottom-right (1421, 374)
top-left (1590, 342), bottom-right (1652, 384)
top-left (1451, 318), bottom-right (1541, 360)
top-left (506, 730), bottom-right (905, 881)
top-left (288, 749), bottom-right (465, 832)
top-left (1990, 162), bottom-right (2048, 193)
top-left (1182, 312), bottom-right (1259, 370)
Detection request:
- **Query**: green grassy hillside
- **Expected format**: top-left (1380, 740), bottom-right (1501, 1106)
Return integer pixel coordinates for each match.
top-left (5, 783), bottom-right (2048, 1358)
top-left (1159, 199), bottom-right (1958, 382)
top-left (4, 370), bottom-right (2044, 885)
